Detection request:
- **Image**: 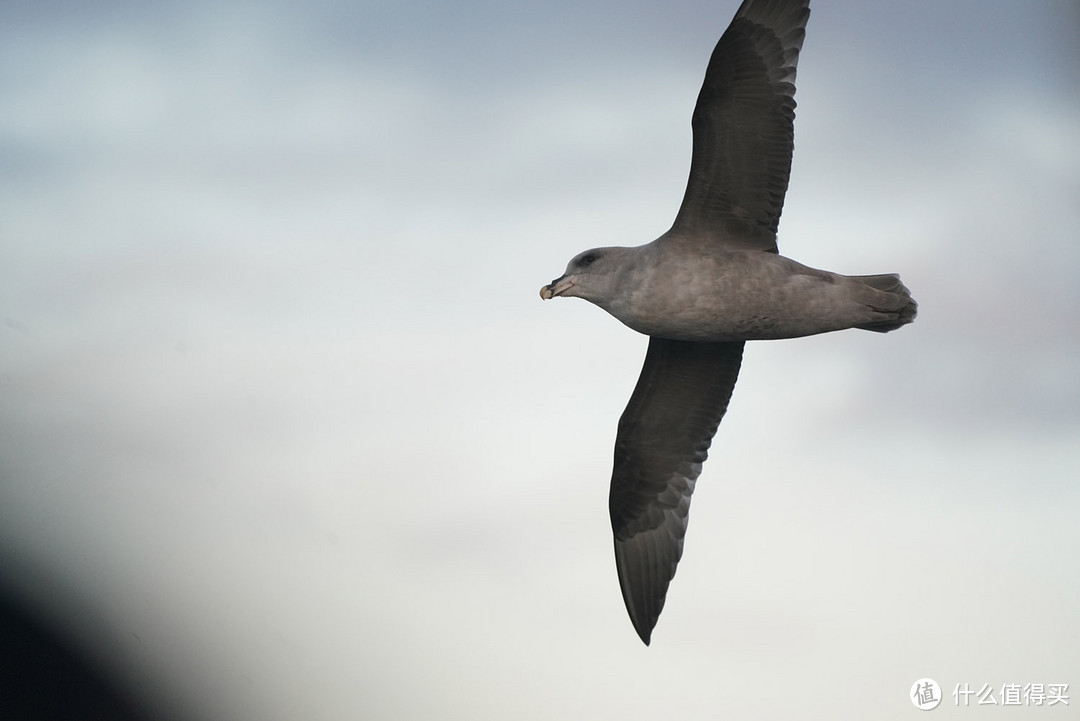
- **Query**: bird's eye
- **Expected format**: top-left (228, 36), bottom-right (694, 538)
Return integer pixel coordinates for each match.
top-left (580, 254), bottom-right (598, 266)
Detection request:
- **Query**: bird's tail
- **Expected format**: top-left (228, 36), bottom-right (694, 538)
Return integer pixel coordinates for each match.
top-left (851, 273), bottom-right (918, 333)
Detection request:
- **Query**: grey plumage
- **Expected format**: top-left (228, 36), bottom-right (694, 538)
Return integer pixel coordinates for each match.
top-left (540, 0), bottom-right (916, 644)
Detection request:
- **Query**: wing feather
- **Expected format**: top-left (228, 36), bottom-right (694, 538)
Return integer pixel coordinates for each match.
top-left (668, 0), bottom-right (811, 251)
top-left (609, 339), bottom-right (744, 643)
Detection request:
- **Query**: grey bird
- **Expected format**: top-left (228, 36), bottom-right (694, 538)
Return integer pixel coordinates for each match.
top-left (540, 0), bottom-right (916, 645)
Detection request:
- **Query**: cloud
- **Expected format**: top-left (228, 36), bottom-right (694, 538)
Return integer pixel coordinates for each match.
top-left (2, 1), bottom-right (1078, 719)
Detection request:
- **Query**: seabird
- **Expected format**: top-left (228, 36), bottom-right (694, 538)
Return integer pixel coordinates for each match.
top-left (540, 0), bottom-right (916, 645)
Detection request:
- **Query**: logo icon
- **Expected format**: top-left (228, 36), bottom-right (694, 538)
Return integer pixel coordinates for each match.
top-left (911, 678), bottom-right (942, 710)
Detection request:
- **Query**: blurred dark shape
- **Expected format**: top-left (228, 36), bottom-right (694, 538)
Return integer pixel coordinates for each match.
top-left (0, 589), bottom-right (156, 721)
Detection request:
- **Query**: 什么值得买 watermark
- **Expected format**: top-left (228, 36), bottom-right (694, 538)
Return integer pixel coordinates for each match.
top-left (910, 679), bottom-right (1069, 710)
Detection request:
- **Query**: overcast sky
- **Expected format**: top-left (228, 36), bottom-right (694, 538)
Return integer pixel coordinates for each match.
top-left (2, 1), bottom-right (1079, 719)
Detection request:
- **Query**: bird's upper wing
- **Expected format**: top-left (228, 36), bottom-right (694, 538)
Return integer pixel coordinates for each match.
top-left (668, 0), bottom-right (810, 251)
top-left (609, 338), bottom-right (744, 644)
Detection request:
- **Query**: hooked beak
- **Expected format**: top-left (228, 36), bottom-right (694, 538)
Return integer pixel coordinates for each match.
top-left (539, 274), bottom-right (575, 300)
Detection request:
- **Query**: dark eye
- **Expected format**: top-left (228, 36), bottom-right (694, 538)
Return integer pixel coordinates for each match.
top-left (579, 253), bottom-right (598, 266)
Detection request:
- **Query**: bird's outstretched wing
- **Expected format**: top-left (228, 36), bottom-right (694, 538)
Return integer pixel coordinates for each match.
top-left (668, 0), bottom-right (810, 251)
top-left (609, 339), bottom-right (744, 644)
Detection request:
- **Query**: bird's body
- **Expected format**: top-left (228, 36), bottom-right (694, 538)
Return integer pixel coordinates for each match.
top-left (545, 239), bottom-right (914, 342)
top-left (539, 0), bottom-right (916, 645)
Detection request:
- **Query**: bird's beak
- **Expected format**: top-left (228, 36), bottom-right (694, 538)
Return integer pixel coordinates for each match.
top-left (539, 274), bottom-right (575, 300)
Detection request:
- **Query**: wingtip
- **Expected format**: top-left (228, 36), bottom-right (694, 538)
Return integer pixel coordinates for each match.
top-left (615, 536), bottom-right (665, 647)
top-left (629, 605), bottom-right (655, 645)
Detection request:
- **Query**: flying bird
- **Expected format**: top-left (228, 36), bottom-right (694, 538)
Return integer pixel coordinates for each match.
top-left (540, 0), bottom-right (916, 645)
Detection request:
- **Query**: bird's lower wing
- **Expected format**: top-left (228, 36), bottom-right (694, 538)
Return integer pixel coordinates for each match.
top-left (610, 338), bottom-right (744, 644)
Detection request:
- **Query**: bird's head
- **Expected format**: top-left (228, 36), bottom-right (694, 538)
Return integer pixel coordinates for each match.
top-left (539, 247), bottom-right (633, 303)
